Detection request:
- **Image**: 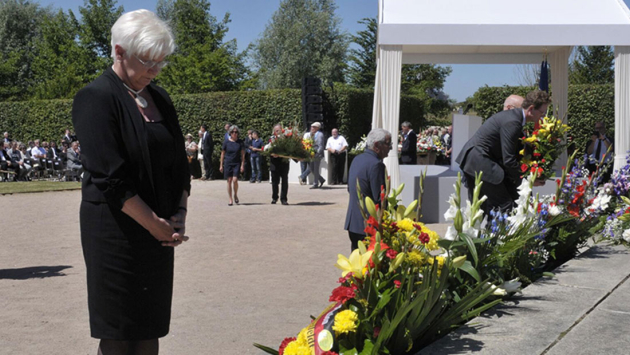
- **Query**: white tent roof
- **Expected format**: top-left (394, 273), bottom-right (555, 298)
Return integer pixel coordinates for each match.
top-left (378, 0), bottom-right (630, 64)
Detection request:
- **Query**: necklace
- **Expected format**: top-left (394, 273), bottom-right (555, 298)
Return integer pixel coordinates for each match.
top-left (122, 83), bottom-right (148, 108)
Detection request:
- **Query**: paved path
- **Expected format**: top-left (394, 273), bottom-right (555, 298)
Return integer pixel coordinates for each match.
top-left (0, 180), bottom-right (446, 354)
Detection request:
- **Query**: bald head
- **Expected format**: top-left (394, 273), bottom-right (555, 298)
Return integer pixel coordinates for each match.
top-left (503, 95), bottom-right (524, 111)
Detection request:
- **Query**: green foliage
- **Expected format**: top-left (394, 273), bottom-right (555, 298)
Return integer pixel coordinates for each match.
top-left (251, 0), bottom-right (349, 89)
top-left (155, 0), bottom-right (250, 93)
top-left (569, 46), bottom-right (614, 85)
top-left (347, 18), bottom-right (376, 88)
top-left (77, 0), bottom-right (123, 79)
top-left (470, 85), bottom-right (535, 120)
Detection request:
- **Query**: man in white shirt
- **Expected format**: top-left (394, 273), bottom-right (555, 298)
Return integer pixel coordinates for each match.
top-left (326, 128), bottom-right (348, 185)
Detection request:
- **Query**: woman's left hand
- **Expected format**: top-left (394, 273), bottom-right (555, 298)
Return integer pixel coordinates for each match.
top-left (165, 209), bottom-right (188, 247)
top-left (240, 165), bottom-right (244, 173)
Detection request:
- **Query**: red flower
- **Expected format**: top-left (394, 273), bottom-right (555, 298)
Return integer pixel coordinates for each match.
top-left (541, 159), bottom-right (546, 163)
top-left (394, 280), bottom-right (401, 288)
top-left (386, 249), bottom-right (398, 259)
top-left (329, 285), bottom-right (357, 304)
top-left (533, 130), bottom-right (539, 135)
top-left (364, 225), bottom-right (377, 237)
top-left (556, 179), bottom-right (561, 186)
top-left (419, 232), bottom-right (430, 244)
top-left (567, 204), bottom-right (580, 217)
top-left (533, 152), bottom-right (541, 157)
top-left (413, 223), bottom-right (423, 231)
top-left (279, 337), bottom-right (296, 355)
top-left (367, 216), bottom-right (379, 228)
top-left (521, 164), bottom-right (529, 172)
top-left (373, 327), bottom-right (381, 338)
top-left (321, 352), bottom-right (339, 355)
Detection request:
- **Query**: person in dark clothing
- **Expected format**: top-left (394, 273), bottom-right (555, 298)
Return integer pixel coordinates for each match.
top-left (585, 121), bottom-right (614, 183)
top-left (270, 124), bottom-right (290, 205)
top-left (220, 125), bottom-right (245, 206)
top-left (71, 10), bottom-right (190, 355)
top-left (399, 121), bottom-right (417, 165)
top-left (249, 130), bottom-right (263, 183)
top-left (199, 124), bottom-right (214, 180)
top-left (345, 128), bottom-right (391, 251)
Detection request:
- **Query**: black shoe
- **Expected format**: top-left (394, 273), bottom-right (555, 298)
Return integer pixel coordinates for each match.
top-left (281, 201), bottom-right (289, 205)
top-left (319, 179), bottom-right (326, 187)
top-left (271, 200), bottom-right (277, 204)
top-left (309, 185), bottom-right (319, 189)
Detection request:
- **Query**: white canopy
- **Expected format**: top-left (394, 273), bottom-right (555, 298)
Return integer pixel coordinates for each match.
top-left (373, 0), bottom-right (630, 187)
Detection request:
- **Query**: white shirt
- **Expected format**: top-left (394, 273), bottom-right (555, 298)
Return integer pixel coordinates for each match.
top-left (326, 135), bottom-right (348, 152)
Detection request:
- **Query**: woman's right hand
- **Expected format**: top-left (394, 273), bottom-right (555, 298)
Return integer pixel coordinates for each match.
top-left (219, 165), bottom-right (223, 172)
top-left (148, 217), bottom-right (183, 246)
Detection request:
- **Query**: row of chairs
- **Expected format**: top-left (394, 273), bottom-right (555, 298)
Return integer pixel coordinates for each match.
top-left (0, 158), bottom-right (80, 182)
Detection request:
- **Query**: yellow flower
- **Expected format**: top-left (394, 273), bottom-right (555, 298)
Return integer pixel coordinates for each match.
top-left (524, 136), bottom-right (537, 144)
top-left (296, 327), bottom-right (308, 346)
top-left (425, 230), bottom-right (440, 251)
top-left (332, 310), bottom-right (358, 335)
top-left (283, 341), bottom-right (311, 355)
top-left (397, 218), bottom-right (415, 232)
top-left (407, 250), bottom-right (425, 267)
top-left (335, 248), bottom-right (373, 279)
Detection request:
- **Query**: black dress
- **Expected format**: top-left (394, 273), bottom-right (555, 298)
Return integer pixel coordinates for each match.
top-left (222, 139), bottom-right (243, 178)
top-left (80, 121), bottom-right (178, 340)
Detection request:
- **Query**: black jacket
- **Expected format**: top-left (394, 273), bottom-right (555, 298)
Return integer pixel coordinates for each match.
top-left (400, 130), bottom-right (417, 164)
top-left (456, 109), bottom-right (524, 186)
top-left (201, 131), bottom-right (214, 156)
top-left (72, 67), bottom-right (190, 211)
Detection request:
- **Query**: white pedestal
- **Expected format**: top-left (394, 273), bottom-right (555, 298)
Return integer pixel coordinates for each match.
top-left (451, 114), bottom-right (483, 171)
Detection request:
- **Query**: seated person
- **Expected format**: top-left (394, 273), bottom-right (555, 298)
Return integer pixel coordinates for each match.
top-left (67, 141), bottom-right (83, 178)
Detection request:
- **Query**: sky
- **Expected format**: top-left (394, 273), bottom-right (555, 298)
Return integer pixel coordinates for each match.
top-left (36, 0), bottom-right (630, 102)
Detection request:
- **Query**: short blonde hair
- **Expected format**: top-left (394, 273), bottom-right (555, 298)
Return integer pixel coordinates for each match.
top-left (110, 9), bottom-right (175, 60)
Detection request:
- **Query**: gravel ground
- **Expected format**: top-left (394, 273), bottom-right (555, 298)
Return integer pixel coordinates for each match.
top-left (0, 179), bottom-right (446, 355)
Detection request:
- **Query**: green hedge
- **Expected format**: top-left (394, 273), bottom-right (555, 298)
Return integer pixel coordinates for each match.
top-left (0, 86), bottom-right (426, 178)
top-left (471, 84), bottom-right (615, 156)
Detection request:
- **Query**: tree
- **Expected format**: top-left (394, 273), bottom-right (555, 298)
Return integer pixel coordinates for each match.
top-left (569, 46), bottom-right (614, 85)
top-left (252, 0), bottom-right (349, 89)
top-left (78, 0), bottom-right (124, 79)
top-left (0, 0), bottom-right (46, 100)
top-left (30, 9), bottom-right (92, 99)
top-left (347, 17), bottom-right (376, 88)
top-left (156, 0), bottom-right (250, 93)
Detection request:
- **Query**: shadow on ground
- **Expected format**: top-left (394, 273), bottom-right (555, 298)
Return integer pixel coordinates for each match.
top-left (0, 265), bottom-right (73, 280)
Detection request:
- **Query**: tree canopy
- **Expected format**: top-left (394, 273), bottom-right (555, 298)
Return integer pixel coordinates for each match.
top-left (569, 46), bottom-right (614, 85)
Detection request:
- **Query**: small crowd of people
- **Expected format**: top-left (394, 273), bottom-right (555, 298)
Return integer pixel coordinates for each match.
top-left (399, 122), bottom-right (453, 165)
top-left (186, 120), bottom-right (349, 206)
top-left (1, 130), bottom-right (83, 182)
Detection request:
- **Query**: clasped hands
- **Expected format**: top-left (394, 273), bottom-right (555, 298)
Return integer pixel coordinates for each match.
top-left (150, 209), bottom-right (189, 247)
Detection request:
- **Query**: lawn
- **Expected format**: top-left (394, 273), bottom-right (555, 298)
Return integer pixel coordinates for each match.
top-left (0, 181), bottom-right (81, 194)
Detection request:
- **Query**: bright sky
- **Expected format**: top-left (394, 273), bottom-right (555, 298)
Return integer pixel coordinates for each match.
top-left (36, 0), bottom-right (630, 102)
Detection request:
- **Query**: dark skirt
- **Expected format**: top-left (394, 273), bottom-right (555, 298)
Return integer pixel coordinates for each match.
top-left (189, 156), bottom-right (201, 179)
top-left (80, 201), bottom-right (174, 340)
top-left (223, 163), bottom-right (240, 179)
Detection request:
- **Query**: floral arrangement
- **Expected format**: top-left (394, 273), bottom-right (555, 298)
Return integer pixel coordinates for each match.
top-left (302, 137), bottom-right (316, 159)
top-left (520, 114), bottom-right (570, 180)
top-left (263, 124), bottom-right (312, 161)
top-left (349, 135), bottom-right (367, 156)
top-left (597, 155), bottom-right (630, 247)
top-left (416, 136), bottom-right (435, 155)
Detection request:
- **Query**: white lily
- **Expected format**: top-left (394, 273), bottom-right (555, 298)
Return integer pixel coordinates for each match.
top-left (500, 278), bottom-right (522, 293)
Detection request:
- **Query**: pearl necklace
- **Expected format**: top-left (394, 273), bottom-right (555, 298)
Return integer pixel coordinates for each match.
top-left (122, 83), bottom-right (148, 108)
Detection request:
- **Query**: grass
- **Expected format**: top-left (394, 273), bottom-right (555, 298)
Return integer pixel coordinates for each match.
top-left (0, 181), bottom-right (81, 194)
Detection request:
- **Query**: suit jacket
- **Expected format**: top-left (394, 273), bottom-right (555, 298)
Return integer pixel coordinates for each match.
top-left (400, 130), bottom-right (417, 164)
top-left (201, 131), bottom-right (214, 156)
top-left (67, 149), bottom-right (82, 170)
top-left (72, 67), bottom-right (190, 211)
top-left (311, 131), bottom-right (325, 159)
top-left (345, 149), bottom-right (386, 234)
top-left (456, 109), bottom-right (524, 186)
top-left (47, 147), bottom-right (61, 160)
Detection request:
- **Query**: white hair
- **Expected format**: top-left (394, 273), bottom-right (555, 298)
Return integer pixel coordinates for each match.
top-left (367, 128), bottom-right (391, 149)
top-left (110, 9), bottom-right (175, 60)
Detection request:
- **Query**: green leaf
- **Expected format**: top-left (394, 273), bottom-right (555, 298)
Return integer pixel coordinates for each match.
top-left (358, 339), bottom-right (374, 355)
top-left (252, 343), bottom-right (279, 355)
top-left (459, 232), bottom-right (479, 267)
top-left (458, 260), bottom-right (481, 282)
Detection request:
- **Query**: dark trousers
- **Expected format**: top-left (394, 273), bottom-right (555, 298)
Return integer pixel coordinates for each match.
top-left (464, 172), bottom-right (518, 216)
top-left (203, 151), bottom-right (213, 178)
top-left (348, 231), bottom-right (365, 252)
top-left (271, 165), bottom-right (289, 202)
top-left (330, 152), bottom-right (346, 184)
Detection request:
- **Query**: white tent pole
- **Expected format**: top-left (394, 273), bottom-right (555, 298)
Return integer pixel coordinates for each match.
top-left (371, 55), bottom-right (383, 129)
top-left (379, 45), bottom-right (403, 188)
top-left (614, 46), bottom-right (630, 171)
top-left (550, 47), bottom-right (571, 171)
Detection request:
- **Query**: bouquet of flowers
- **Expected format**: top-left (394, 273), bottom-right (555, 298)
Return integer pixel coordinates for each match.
top-left (255, 177), bottom-right (501, 355)
top-left (520, 114), bottom-right (570, 180)
top-left (349, 135), bottom-right (367, 155)
top-left (264, 124), bottom-right (312, 161)
top-left (416, 136), bottom-right (434, 155)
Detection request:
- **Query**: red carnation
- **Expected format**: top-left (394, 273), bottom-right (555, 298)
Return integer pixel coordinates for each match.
top-left (419, 232), bottom-right (430, 244)
top-left (279, 337), bottom-right (296, 355)
top-left (413, 223), bottom-right (423, 231)
top-left (329, 285), bottom-right (357, 304)
top-left (394, 280), bottom-right (401, 288)
top-left (541, 159), bottom-right (546, 163)
top-left (521, 164), bottom-right (528, 172)
top-left (321, 352), bottom-right (339, 355)
top-left (533, 152), bottom-right (541, 157)
top-left (386, 249), bottom-right (398, 259)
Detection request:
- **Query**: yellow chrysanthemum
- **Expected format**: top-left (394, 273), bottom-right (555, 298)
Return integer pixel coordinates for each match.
top-left (296, 327), bottom-right (308, 346)
top-left (425, 230), bottom-right (440, 251)
top-left (435, 256), bottom-right (446, 268)
top-left (283, 341), bottom-right (311, 355)
top-left (396, 218), bottom-right (415, 232)
top-left (406, 232), bottom-right (419, 245)
top-left (332, 310), bottom-right (358, 335)
top-left (407, 250), bottom-right (425, 267)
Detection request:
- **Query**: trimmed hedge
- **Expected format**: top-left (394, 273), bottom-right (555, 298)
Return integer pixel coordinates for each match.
top-left (471, 84), bottom-right (615, 156)
top-left (0, 86), bottom-right (426, 178)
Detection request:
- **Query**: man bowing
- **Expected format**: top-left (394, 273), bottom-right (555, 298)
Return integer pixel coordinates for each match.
top-left (456, 90), bottom-right (550, 214)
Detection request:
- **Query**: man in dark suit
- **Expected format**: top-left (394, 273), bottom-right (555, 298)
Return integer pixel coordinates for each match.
top-left (344, 128), bottom-right (392, 251)
top-left (456, 90), bottom-right (550, 214)
top-left (399, 121), bottom-right (417, 164)
top-left (585, 121), bottom-right (614, 182)
top-left (200, 124), bottom-right (214, 180)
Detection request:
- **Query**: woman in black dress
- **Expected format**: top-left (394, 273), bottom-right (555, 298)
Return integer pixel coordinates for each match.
top-left (220, 125), bottom-right (245, 205)
top-left (185, 133), bottom-right (202, 179)
top-left (71, 10), bottom-right (190, 355)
